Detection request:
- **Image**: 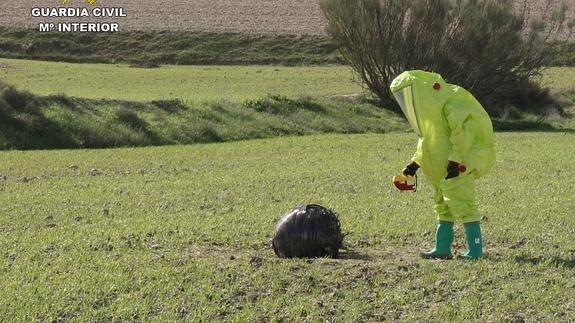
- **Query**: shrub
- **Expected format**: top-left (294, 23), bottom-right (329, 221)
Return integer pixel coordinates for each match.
top-left (115, 108), bottom-right (147, 130)
top-left (243, 95), bottom-right (326, 114)
top-left (1, 82), bottom-right (41, 113)
top-left (320, 0), bottom-right (575, 116)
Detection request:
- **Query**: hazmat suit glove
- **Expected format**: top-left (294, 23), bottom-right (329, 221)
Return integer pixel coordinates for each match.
top-left (445, 161), bottom-right (461, 179)
top-left (402, 162), bottom-right (419, 177)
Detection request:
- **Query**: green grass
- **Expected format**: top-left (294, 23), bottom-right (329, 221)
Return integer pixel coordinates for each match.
top-left (2, 58), bottom-right (574, 103)
top-left (0, 133), bottom-right (573, 321)
top-left (1, 28), bottom-right (574, 68)
top-left (546, 41), bottom-right (575, 67)
top-left (0, 83), bottom-right (405, 150)
top-left (0, 27), bottom-right (343, 66)
top-left (0, 58), bottom-right (362, 102)
top-left (1, 61), bottom-right (573, 150)
top-left (540, 66), bottom-right (575, 91)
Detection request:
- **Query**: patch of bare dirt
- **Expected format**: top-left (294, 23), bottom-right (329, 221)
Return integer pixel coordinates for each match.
top-left (0, 0), bottom-right (326, 35)
top-left (0, 0), bottom-right (572, 36)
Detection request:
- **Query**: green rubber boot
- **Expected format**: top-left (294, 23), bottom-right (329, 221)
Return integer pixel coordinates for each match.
top-left (463, 222), bottom-right (483, 260)
top-left (421, 221), bottom-right (454, 259)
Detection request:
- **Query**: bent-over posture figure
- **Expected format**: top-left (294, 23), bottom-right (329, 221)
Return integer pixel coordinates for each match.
top-left (390, 70), bottom-right (495, 260)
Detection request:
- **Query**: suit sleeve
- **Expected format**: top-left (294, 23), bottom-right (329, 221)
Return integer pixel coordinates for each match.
top-left (444, 103), bottom-right (474, 164)
top-left (411, 137), bottom-right (423, 166)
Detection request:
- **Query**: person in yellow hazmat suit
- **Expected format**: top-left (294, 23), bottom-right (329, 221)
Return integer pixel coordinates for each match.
top-left (390, 70), bottom-right (495, 260)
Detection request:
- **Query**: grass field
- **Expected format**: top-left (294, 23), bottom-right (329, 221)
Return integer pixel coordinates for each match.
top-left (2, 58), bottom-right (575, 103)
top-left (1, 0), bottom-right (574, 321)
top-left (0, 58), bottom-right (362, 102)
top-left (0, 87), bottom-right (406, 150)
top-left (0, 133), bottom-right (573, 321)
top-left (0, 59), bottom-right (573, 150)
top-left (540, 66), bottom-right (575, 91)
top-left (0, 28), bottom-right (573, 67)
top-left (0, 28), bottom-right (343, 66)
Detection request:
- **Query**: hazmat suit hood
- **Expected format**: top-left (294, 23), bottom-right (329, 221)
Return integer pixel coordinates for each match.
top-left (390, 70), bottom-right (450, 137)
top-left (390, 70), bottom-right (495, 183)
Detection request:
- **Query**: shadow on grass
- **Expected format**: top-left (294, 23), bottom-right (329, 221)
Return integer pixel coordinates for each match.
top-left (514, 255), bottom-right (575, 269)
top-left (492, 119), bottom-right (575, 133)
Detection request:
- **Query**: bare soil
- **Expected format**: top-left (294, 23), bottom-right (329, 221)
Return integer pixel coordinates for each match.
top-left (0, 0), bottom-right (572, 35)
top-left (0, 0), bottom-right (326, 34)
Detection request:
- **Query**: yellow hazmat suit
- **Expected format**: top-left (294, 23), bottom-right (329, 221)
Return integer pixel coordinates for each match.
top-left (390, 70), bottom-right (495, 259)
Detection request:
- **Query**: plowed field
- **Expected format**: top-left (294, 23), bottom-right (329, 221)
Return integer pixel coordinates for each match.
top-left (0, 0), bottom-right (573, 35)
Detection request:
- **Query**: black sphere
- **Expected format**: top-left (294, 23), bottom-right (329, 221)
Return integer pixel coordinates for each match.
top-left (272, 204), bottom-right (343, 258)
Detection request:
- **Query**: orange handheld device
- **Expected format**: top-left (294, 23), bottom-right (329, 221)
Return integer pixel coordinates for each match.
top-left (392, 175), bottom-right (418, 192)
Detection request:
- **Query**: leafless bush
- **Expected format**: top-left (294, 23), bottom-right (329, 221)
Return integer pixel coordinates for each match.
top-left (320, 0), bottom-right (575, 116)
